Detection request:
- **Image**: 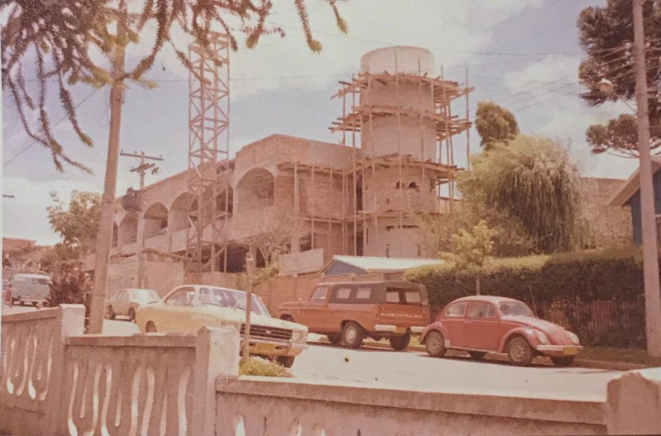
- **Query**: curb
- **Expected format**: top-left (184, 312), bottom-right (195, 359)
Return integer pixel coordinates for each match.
top-left (310, 339), bottom-right (645, 371)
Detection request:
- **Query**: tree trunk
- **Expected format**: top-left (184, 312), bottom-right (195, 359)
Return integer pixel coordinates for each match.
top-left (476, 273), bottom-right (481, 296)
top-left (87, 4), bottom-right (127, 334)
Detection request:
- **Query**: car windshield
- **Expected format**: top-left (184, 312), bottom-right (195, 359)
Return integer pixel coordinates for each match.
top-left (130, 289), bottom-right (160, 303)
top-left (499, 302), bottom-right (534, 317)
top-left (198, 287), bottom-right (269, 316)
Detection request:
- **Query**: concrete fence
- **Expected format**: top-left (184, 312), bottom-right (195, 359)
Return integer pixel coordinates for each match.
top-left (0, 306), bottom-right (239, 436)
top-left (217, 378), bottom-right (609, 436)
top-left (2, 305), bottom-right (661, 436)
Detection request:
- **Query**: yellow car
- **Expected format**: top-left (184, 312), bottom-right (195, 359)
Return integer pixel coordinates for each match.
top-left (135, 284), bottom-right (308, 368)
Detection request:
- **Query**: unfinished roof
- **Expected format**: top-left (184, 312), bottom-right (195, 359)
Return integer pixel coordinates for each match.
top-left (321, 255), bottom-right (443, 275)
top-left (608, 156), bottom-right (661, 206)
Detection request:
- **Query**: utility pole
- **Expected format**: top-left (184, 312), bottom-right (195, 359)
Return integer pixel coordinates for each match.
top-left (88, 1), bottom-right (128, 335)
top-left (119, 150), bottom-right (164, 288)
top-left (633, 0), bottom-right (661, 357)
top-left (120, 150), bottom-right (163, 189)
top-left (242, 253), bottom-right (255, 363)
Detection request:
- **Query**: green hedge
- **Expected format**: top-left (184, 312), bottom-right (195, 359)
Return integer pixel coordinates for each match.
top-left (405, 248), bottom-right (650, 348)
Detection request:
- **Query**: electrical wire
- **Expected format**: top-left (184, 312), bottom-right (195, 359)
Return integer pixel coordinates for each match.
top-left (3, 88), bottom-right (101, 168)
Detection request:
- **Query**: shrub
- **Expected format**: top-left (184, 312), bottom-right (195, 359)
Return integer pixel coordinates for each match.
top-left (47, 266), bottom-right (92, 318)
top-left (405, 248), bottom-right (650, 348)
top-left (239, 357), bottom-right (293, 378)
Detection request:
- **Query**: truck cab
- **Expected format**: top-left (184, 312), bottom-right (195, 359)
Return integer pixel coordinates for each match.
top-left (279, 281), bottom-right (430, 351)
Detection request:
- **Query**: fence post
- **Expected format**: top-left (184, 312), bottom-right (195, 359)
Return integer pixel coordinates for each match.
top-left (47, 304), bottom-right (86, 435)
top-left (606, 370), bottom-right (661, 434)
top-left (190, 325), bottom-right (240, 436)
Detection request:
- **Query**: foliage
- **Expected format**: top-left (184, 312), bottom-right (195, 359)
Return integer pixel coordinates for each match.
top-left (475, 101), bottom-right (520, 150)
top-left (47, 191), bottom-right (101, 259)
top-left (439, 221), bottom-right (495, 269)
top-left (239, 356), bottom-right (292, 377)
top-left (459, 135), bottom-right (586, 253)
top-left (577, 0), bottom-right (661, 157)
top-left (405, 247), bottom-right (650, 347)
top-left (244, 208), bottom-right (294, 271)
top-left (1, 0), bottom-right (348, 171)
top-left (46, 264), bottom-right (92, 318)
top-left (415, 205), bottom-right (536, 259)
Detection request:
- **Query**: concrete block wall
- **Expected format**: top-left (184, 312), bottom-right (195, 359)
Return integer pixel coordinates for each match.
top-left (363, 166), bottom-right (438, 214)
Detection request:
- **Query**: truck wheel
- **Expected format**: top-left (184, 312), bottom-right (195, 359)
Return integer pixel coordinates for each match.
top-left (327, 334), bottom-right (342, 346)
top-left (389, 333), bottom-right (411, 351)
top-left (277, 355), bottom-right (295, 368)
top-left (551, 356), bottom-right (575, 367)
top-left (128, 308), bottom-right (136, 322)
top-left (425, 331), bottom-right (446, 357)
top-left (507, 337), bottom-right (534, 366)
top-left (342, 322), bottom-right (364, 349)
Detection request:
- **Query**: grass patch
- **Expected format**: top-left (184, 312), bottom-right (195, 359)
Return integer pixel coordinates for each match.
top-left (580, 347), bottom-right (661, 367)
top-left (239, 356), bottom-right (293, 377)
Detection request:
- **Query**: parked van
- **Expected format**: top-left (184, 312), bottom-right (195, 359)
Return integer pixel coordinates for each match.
top-left (11, 273), bottom-right (51, 307)
top-left (278, 281), bottom-right (431, 351)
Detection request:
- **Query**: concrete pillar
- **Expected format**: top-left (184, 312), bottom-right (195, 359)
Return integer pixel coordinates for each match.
top-left (606, 369), bottom-right (661, 434)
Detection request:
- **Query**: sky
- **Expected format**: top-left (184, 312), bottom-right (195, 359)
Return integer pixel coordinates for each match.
top-left (1, 0), bottom-right (642, 245)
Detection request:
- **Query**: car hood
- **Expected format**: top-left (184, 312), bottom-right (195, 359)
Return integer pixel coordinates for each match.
top-left (186, 305), bottom-right (308, 332)
top-left (502, 315), bottom-right (573, 345)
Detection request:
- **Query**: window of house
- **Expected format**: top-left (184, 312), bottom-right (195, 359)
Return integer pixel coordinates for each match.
top-left (445, 302), bottom-right (467, 317)
top-left (310, 286), bottom-right (328, 301)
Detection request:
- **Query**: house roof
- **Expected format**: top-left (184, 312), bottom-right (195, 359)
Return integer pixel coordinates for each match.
top-left (2, 238), bottom-right (36, 253)
top-left (320, 255), bottom-right (443, 274)
top-left (608, 156), bottom-right (661, 207)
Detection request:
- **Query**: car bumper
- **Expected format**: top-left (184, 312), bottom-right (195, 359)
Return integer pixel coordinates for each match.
top-left (374, 324), bottom-right (426, 334)
top-left (241, 338), bottom-right (308, 357)
top-left (536, 344), bottom-right (584, 357)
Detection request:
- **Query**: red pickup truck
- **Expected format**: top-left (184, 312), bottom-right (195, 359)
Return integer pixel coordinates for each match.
top-left (278, 281), bottom-right (431, 351)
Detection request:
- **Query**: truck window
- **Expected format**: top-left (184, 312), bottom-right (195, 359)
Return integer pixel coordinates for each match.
top-left (385, 290), bottom-right (400, 303)
top-left (310, 286), bottom-right (328, 301)
top-left (355, 287), bottom-right (372, 300)
top-left (404, 290), bottom-right (422, 305)
top-left (333, 287), bottom-right (351, 301)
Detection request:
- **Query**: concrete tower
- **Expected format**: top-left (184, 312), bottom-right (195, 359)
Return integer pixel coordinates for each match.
top-left (332, 46), bottom-right (472, 258)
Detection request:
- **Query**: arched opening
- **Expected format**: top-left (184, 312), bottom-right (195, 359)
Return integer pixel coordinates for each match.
top-left (112, 223), bottom-right (118, 248)
top-left (118, 213), bottom-right (139, 246)
top-left (143, 202), bottom-right (168, 239)
top-left (170, 193), bottom-right (196, 231)
top-left (236, 168), bottom-right (274, 212)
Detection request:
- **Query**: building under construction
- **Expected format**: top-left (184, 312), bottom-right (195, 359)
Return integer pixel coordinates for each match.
top-left (90, 45), bottom-right (473, 293)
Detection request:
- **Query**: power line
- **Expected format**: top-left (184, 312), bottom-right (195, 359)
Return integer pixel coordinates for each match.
top-left (3, 88), bottom-right (100, 168)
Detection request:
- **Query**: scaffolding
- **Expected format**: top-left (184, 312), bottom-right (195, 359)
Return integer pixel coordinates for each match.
top-left (328, 68), bottom-right (473, 257)
top-left (186, 32), bottom-right (231, 272)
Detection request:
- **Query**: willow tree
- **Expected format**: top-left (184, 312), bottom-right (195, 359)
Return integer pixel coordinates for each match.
top-left (1, 0), bottom-right (348, 333)
top-left (458, 135), bottom-right (585, 253)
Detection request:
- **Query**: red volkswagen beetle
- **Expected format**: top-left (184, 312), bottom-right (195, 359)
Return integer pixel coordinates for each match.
top-left (420, 296), bottom-right (582, 366)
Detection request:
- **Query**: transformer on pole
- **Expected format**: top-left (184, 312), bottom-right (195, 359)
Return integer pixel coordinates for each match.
top-left (187, 32), bottom-right (232, 273)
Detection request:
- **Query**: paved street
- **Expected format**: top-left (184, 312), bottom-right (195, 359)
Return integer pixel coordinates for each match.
top-left (2, 305), bottom-right (623, 401)
top-left (291, 342), bottom-right (623, 401)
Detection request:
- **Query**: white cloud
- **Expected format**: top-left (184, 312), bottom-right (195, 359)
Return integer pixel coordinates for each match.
top-left (500, 54), bottom-right (639, 179)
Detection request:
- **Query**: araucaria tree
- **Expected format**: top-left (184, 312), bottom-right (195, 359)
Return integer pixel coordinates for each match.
top-left (458, 135), bottom-right (585, 253)
top-left (475, 101), bottom-right (520, 150)
top-left (577, 0), bottom-right (661, 157)
top-left (2, 0), bottom-right (348, 333)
